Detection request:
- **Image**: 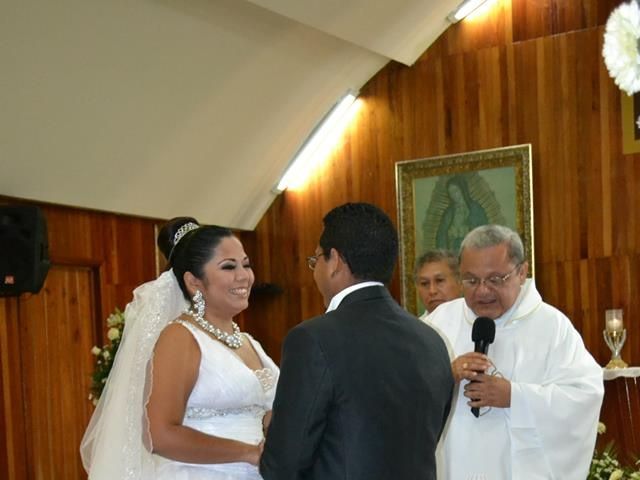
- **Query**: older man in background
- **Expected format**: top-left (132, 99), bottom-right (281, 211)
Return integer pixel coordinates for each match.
top-left (427, 224), bottom-right (603, 480)
top-left (414, 249), bottom-right (462, 318)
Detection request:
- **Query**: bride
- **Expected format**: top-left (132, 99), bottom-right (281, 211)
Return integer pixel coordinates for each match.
top-left (81, 217), bottom-right (278, 479)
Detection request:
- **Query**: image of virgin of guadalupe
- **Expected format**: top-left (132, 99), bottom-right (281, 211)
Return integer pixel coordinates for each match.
top-left (422, 173), bottom-right (507, 253)
top-left (436, 176), bottom-right (488, 251)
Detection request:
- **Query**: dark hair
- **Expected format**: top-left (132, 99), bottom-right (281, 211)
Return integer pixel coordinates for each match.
top-left (156, 217), bottom-right (200, 261)
top-left (319, 202), bottom-right (398, 284)
top-left (414, 249), bottom-right (459, 279)
top-left (157, 218), bottom-right (234, 300)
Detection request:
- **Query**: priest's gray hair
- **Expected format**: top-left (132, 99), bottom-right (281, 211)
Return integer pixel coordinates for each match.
top-left (460, 224), bottom-right (525, 265)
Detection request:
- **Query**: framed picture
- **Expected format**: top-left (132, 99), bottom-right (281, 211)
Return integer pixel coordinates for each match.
top-left (395, 144), bottom-right (534, 314)
top-left (621, 91), bottom-right (640, 154)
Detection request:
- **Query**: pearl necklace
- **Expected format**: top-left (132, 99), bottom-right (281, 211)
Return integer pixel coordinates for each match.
top-left (187, 310), bottom-right (244, 349)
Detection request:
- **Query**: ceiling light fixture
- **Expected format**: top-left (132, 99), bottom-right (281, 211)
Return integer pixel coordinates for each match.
top-left (447, 0), bottom-right (489, 23)
top-left (274, 90), bottom-right (359, 193)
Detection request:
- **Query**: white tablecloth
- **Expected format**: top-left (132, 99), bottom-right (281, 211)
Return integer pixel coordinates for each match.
top-left (603, 366), bottom-right (640, 381)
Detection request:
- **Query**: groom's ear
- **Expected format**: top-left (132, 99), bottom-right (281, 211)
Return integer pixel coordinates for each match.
top-left (328, 248), bottom-right (352, 278)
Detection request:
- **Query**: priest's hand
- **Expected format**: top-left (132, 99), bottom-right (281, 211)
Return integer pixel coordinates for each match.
top-left (463, 373), bottom-right (511, 409)
top-left (451, 352), bottom-right (492, 383)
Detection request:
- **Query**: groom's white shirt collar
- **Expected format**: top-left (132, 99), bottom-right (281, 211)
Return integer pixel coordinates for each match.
top-left (325, 281), bottom-right (384, 313)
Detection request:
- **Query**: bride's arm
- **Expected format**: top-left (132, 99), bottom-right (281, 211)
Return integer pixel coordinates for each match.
top-left (146, 323), bottom-right (262, 465)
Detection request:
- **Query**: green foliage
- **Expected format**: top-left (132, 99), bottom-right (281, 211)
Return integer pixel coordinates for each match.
top-left (589, 423), bottom-right (640, 480)
top-left (88, 308), bottom-right (125, 405)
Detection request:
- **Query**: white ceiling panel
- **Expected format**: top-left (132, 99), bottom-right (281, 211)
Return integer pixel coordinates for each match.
top-left (1, 0), bottom-right (456, 229)
top-left (246, 0), bottom-right (458, 65)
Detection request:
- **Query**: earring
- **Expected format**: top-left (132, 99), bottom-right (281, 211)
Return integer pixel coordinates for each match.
top-left (191, 290), bottom-right (205, 320)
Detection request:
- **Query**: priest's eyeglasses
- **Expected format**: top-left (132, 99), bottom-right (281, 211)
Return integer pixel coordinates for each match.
top-left (461, 264), bottom-right (522, 290)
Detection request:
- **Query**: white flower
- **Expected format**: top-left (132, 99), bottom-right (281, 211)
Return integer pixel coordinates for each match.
top-left (106, 311), bottom-right (124, 327)
top-left (91, 346), bottom-right (102, 356)
top-left (598, 421), bottom-right (607, 434)
top-left (610, 469), bottom-right (624, 480)
top-left (603, 1), bottom-right (640, 95)
top-left (107, 327), bottom-right (120, 341)
top-left (102, 350), bottom-right (110, 360)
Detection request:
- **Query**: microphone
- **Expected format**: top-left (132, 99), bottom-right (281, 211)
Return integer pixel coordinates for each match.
top-left (470, 317), bottom-right (495, 418)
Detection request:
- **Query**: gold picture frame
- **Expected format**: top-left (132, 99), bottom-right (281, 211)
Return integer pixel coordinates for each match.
top-left (395, 144), bottom-right (534, 314)
top-left (621, 91), bottom-right (640, 154)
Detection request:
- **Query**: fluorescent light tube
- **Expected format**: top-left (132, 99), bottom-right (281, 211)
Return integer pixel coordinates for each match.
top-left (448, 0), bottom-right (488, 22)
top-left (275, 91), bottom-right (359, 193)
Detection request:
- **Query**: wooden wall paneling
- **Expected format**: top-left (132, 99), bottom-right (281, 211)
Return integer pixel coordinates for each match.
top-left (578, 29), bottom-right (604, 259)
top-left (0, 298), bottom-right (28, 480)
top-left (597, 24), bottom-right (616, 258)
top-left (511, 0), bottom-right (597, 43)
top-left (411, 49), bottom-right (447, 156)
top-left (19, 266), bottom-right (97, 480)
top-left (442, 0), bottom-right (512, 56)
top-left (617, 158), bottom-right (638, 255)
top-left (598, 376), bottom-right (640, 463)
top-left (443, 53), bottom-right (471, 152)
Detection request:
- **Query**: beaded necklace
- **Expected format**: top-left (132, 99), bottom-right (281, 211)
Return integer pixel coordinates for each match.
top-left (187, 308), bottom-right (243, 349)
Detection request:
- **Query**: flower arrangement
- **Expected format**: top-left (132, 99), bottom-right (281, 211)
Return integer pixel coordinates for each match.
top-left (88, 308), bottom-right (125, 405)
top-left (602, 0), bottom-right (640, 96)
top-left (589, 422), bottom-right (640, 480)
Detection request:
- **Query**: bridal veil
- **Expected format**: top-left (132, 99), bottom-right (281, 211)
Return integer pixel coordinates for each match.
top-left (80, 269), bottom-right (188, 479)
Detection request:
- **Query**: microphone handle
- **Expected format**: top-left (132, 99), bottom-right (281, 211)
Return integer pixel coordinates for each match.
top-left (471, 339), bottom-right (487, 418)
top-left (470, 372), bottom-right (481, 417)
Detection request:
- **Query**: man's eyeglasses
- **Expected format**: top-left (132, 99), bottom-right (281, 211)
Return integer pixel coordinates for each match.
top-left (460, 264), bottom-right (521, 290)
top-left (307, 254), bottom-right (321, 271)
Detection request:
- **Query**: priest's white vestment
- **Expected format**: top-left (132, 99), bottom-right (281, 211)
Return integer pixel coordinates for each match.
top-left (426, 279), bottom-right (604, 480)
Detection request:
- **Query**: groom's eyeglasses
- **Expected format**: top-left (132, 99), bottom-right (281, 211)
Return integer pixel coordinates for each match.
top-left (307, 251), bottom-right (327, 271)
top-left (307, 255), bottom-right (320, 270)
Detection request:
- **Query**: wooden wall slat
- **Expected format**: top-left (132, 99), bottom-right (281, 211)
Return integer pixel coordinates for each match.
top-left (0, 298), bottom-right (28, 480)
top-left (599, 377), bottom-right (640, 463)
top-left (19, 267), bottom-right (98, 479)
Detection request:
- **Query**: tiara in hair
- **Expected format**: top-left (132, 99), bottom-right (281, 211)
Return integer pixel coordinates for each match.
top-left (173, 222), bottom-right (200, 246)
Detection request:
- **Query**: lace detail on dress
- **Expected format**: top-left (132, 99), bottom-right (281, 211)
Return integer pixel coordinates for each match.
top-left (254, 367), bottom-right (276, 392)
top-left (185, 404), bottom-right (266, 419)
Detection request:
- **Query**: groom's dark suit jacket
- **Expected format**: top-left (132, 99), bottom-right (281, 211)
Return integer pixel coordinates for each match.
top-left (260, 285), bottom-right (454, 480)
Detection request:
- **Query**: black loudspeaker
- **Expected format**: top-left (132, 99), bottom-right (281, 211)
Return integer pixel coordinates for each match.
top-left (0, 206), bottom-right (50, 296)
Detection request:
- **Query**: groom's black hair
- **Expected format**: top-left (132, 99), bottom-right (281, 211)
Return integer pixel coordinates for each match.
top-left (319, 202), bottom-right (398, 284)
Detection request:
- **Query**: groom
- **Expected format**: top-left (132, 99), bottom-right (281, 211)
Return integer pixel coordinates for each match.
top-left (260, 202), bottom-right (453, 480)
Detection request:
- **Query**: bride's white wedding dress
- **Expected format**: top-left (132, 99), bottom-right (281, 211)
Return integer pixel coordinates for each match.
top-left (153, 321), bottom-right (278, 479)
top-left (80, 270), bottom-right (278, 480)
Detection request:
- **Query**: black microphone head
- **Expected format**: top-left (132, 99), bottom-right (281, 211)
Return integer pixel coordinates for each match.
top-left (472, 316), bottom-right (496, 344)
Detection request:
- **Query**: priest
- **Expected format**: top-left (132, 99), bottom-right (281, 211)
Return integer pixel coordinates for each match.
top-left (425, 224), bottom-right (603, 479)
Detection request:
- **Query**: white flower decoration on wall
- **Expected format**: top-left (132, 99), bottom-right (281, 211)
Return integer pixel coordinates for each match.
top-left (603, 0), bottom-right (640, 96)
